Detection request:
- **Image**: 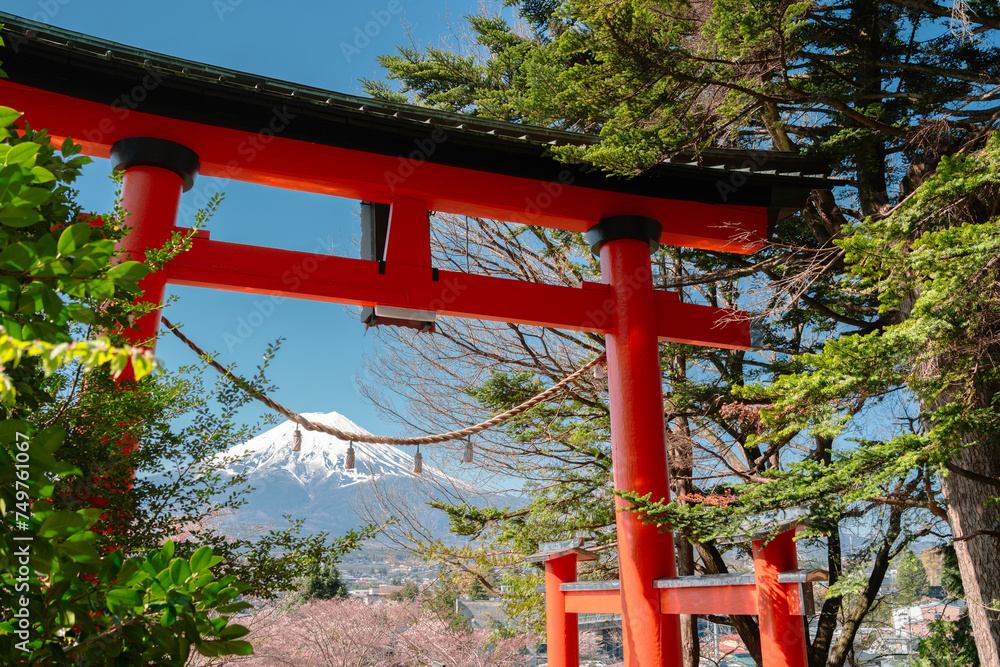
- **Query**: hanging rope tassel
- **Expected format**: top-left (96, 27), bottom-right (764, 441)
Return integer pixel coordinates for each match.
top-left (413, 446), bottom-right (423, 474)
top-left (345, 441), bottom-right (356, 470)
top-left (161, 315), bottom-right (605, 446)
top-left (461, 439), bottom-right (474, 464)
top-left (291, 426), bottom-right (302, 452)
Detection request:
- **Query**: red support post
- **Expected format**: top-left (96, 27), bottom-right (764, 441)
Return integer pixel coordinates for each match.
top-left (591, 216), bottom-right (683, 667)
top-left (544, 554), bottom-right (581, 667)
top-left (87, 139), bottom-right (197, 540)
top-left (111, 137), bottom-right (199, 360)
top-left (752, 529), bottom-right (809, 667)
top-left (117, 166), bottom-right (183, 348)
top-left (383, 196), bottom-right (431, 268)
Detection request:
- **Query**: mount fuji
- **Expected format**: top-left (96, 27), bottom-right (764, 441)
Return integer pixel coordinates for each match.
top-left (210, 411), bottom-right (487, 537)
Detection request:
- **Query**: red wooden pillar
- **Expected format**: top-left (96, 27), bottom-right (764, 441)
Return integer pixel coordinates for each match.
top-left (588, 217), bottom-right (683, 667)
top-left (545, 554), bottom-right (580, 667)
top-left (88, 138), bottom-right (197, 539)
top-left (752, 529), bottom-right (809, 667)
top-left (110, 137), bottom-right (199, 360)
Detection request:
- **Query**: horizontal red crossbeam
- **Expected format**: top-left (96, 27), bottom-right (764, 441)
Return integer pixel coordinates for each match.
top-left (564, 589), bottom-right (622, 614)
top-left (559, 583), bottom-right (806, 616)
top-left (165, 235), bottom-right (752, 349)
top-left (0, 80), bottom-right (768, 253)
top-left (657, 581), bottom-right (807, 616)
top-left (659, 584), bottom-right (757, 615)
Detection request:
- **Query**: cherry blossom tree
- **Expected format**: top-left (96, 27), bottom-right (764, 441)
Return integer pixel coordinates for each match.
top-left (190, 597), bottom-right (534, 667)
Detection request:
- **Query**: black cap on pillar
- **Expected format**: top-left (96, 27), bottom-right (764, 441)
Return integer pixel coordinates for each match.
top-left (585, 216), bottom-right (662, 255)
top-left (110, 137), bottom-right (200, 192)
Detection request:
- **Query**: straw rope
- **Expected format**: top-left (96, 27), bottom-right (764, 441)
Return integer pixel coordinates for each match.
top-left (161, 316), bottom-right (605, 445)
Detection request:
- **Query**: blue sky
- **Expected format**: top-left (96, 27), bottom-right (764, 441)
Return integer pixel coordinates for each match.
top-left (4, 0), bottom-right (496, 437)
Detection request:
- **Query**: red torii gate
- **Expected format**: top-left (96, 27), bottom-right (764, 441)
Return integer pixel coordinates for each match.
top-left (0, 13), bottom-right (833, 667)
top-left (529, 518), bottom-right (826, 667)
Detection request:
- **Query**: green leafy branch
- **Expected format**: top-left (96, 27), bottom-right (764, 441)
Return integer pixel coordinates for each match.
top-left (0, 330), bottom-right (157, 404)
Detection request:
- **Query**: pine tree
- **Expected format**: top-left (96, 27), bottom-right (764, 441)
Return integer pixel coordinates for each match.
top-left (897, 549), bottom-right (930, 606)
top-left (941, 543), bottom-right (966, 599)
top-left (469, 579), bottom-right (491, 600)
top-left (302, 563), bottom-right (349, 600)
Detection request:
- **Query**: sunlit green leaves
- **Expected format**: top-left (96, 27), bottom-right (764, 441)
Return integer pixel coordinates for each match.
top-left (0, 105), bottom-right (22, 127)
top-left (107, 260), bottom-right (152, 292)
top-left (5, 140), bottom-right (40, 166)
top-left (0, 331), bottom-right (157, 404)
top-left (56, 221), bottom-right (91, 254)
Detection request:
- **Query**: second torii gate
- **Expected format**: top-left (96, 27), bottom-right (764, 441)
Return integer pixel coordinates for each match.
top-left (0, 13), bottom-right (835, 667)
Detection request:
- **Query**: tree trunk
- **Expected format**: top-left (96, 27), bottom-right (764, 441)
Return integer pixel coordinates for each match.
top-left (670, 412), bottom-right (700, 667)
top-left (808, 437), bottom-right (844, 667)
top-left (668, 257), bottom-right (701, 667)
top-left (905, 296), bottom-right (1000, 662)
top-left (826, 508), bottom-right (905, 667)
top-left (940, 439), bottom-right (1000, 665)
top-left (694, 540), bottom-right (763, 666)
top-left (677, 538), bottom-right (700, 667)
top-left (853, 0), bottom-right (890, 221)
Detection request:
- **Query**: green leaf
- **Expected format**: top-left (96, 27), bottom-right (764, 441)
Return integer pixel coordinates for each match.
top-left (30, 165), bottom-right (55, 183)
top-left (65, 303), bottom-right (96, 325)
top-left (55, 540), bottom-right (100, 565)
top-left (12, 186), bottom-right (50, 207)
top-left (0, 205), bottom-right (43, 228)
top-left (0, 242), bottom-right (36, 270)
top-left (38, 284), bottom-right (64, 319)
top-left (60, 136), bottom-right (77, 156)
top-left (32, 425), bottom-right (67, 456)
top-left (0, 106), bottom-right (23, 127)
top-left (223, 639), bottom-right (253, 656)
top-left (218, 624), bottom-right (250, 640)
top-left (161, 604), bottom-right (176, 627)
top-left (57, 223), bottom-right (92, 255)
top-left (194, 641), bottom-right (225, 657)
top-left (35, 232), bottom-right (57, 262)
top-left (37, 510), bottom-right (91, 538)
top-left (169, 558), bottom-right (192, 587)
top-left (5, 142), bottom-right (39, 165)
top-left (106, 261), bottom-right (151, 292)
top-left (98, 550), bottom-right (125, 582)
top-left (189, 546), bottom-right (220, 573)
top-left (115, 559), bottom-right (141, 586)
top-left (83, 278), bottom-right (114, 302)
top-left (1, 318), bottom-right (23, 340)
top-left (160, 540), bottom-right (176, 562)
top-left (0, 276), bottom-right (20, 310)
top-left (105, 589), bottom-right (140, 614)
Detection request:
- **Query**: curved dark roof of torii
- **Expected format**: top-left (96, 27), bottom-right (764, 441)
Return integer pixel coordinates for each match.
top-left (0, 12), bottom-right (839, 217)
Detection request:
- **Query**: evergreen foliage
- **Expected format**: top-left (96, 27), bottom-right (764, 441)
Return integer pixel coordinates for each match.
top-left (302, 563), bottom-right (350, 600)
top-left (360, 1), bottom-right (1000, 662)
top-left (469, 578), bottom-right (491, 600)
top-left (897, 549), bottom-right (930, 606)
top-left (917, 613), bottom-right (981, 667)
top-left (941, 543), bottom-right (966, 599)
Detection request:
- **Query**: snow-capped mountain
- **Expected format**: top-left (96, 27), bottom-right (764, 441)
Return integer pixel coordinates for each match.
top-left (211, 411), bottom-right (482, 537)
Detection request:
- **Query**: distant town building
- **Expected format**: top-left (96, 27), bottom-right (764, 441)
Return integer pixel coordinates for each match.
top-left (892, 598), bottom-right (967, 635)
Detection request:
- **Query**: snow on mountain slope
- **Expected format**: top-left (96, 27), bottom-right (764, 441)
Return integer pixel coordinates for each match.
top-left (212, 411), bottom-right (485, 537)
top-left (218, 412), bottom-right (423, 484)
